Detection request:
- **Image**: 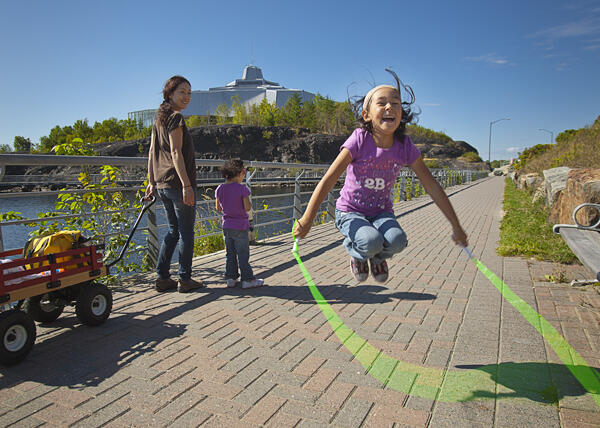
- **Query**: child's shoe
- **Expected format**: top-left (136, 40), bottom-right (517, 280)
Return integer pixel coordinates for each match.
top-left (369, 259), bottom-right (389, 283)
top-left (226, 279), bottom-right (237, 288)
top-left (241, 278), bottom-right (264, 289)
top-left (350, 257), bottom-right (369, 282)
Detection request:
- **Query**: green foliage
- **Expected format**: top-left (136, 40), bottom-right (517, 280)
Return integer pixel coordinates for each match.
top-left (555, 129), bottom-right (578, 146)
top-left (460, 151), bottom-right (482, 162)
top-left (38, 118), bottom-right (151, 153)
top-left (424, 159), bottom-right (441, 169)
top-left (0, 211), bottom-right (24, 221)
top-left (13, 136), bottom-right (32, 152)
top-left (517, 115), bottom-right (599, 174)
top-left (0, 144), bottom-right (11, 153)
top-left (490, 160), bottom-right (509, 169)
top-left (512, 144), bottom-right (553, 170)
top-left (20, 141), bottom-right (149, 283)
top-left (193, 220), bottom-right (224, 256)
top-left (52, 137), bottom-right (96, 156)
top-left (262, 130), bottom-right (273, 140)
top-left (185, 115), bottom-right (203, 128)
top-left (497, 178), bottom-right (576, 263)
top-left (407, 124), bottom-right (452, 144)
top-left (215, 104), bottom-right (231, 124)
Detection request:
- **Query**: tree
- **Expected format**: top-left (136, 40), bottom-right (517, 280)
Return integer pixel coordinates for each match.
top-left (0, 144), bottom-right (11, 153)
top-left (185, 115), bottom-right (202, 128)
top-left (215, 104), bottom-right (230, 125)
top-left (231, 95), bottom-right (248, 124)
top-left (13, 136), bottom-right (32, 152)
top-left (257, 98), bottom-right (278, 126)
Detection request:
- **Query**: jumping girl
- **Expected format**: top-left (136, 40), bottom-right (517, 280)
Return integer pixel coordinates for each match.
top-left (293, 70), bottom-right (468, 283)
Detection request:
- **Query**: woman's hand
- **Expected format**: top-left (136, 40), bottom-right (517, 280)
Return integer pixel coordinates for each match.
top-left (145, 183), bottom-right (155, 199)
top-left (182, 186), bottom-right (195, 206)
top-left (452, 226), bottom-right (468, 248)
top-left (293, 217), bottom-right (311, 239)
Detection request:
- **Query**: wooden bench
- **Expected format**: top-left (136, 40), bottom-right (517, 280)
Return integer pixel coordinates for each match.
top-left (553, 203), bottom-right (600, 284)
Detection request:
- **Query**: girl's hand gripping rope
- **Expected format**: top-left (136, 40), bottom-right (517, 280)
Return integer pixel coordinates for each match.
top-left (293, 218), bottom-right (310, 239)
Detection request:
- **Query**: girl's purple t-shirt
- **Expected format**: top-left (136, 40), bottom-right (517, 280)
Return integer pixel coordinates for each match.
top-left (336, 128), bottom-right (421, 217)
top-left (215, 182), bottom-right (251, 230)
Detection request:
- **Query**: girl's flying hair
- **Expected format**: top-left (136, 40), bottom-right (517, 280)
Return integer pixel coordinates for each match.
top-left (220, 158), bottom-right (245, 180)
top-left (348, 68), bottom-right (418, 140)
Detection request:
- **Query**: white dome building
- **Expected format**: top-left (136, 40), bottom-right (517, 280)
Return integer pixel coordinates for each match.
top-left (129, 65), bottom-right (315, 127)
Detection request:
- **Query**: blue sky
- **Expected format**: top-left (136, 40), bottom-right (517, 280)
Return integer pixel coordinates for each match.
top-left (1, 0), bottom-right (599, 161)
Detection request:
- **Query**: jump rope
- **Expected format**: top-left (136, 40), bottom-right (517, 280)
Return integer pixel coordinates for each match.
top-left (291, 221), bottom-right (600, 405)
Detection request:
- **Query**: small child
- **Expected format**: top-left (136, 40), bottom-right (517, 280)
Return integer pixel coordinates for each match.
top-left (294, 69), bottom-right (468, 284)
top-left (215, 159), bottom-right (264, 289)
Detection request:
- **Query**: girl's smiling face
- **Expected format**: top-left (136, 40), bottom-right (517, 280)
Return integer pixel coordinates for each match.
top-left (170, 82), bottom-right (191, 111)
top-left (362, 87), bottom-right (403, 136)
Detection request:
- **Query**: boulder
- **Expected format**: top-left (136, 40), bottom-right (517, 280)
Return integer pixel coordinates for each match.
top-left (518, 173), bottom-right (540, 191)
top-left (548, 168), bottom-right (600, 225)
top-left (543, 167), bottom-right (571, 207)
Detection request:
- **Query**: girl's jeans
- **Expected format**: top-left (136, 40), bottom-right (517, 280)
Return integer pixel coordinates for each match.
top-left (335, 209), bottom-right (408, 264)
top-left (156, 188), bottom-right (196, 280)
top-left (223, 228), bottom-right (254, 281)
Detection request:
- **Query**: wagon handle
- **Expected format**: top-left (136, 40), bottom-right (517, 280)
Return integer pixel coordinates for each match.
top-left (107, 195), bottom-right (156, 268)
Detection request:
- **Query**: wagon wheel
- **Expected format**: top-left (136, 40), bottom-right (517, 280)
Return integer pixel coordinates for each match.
top-left (75, 283), bottom-right (112, 326)
top-left (22, 294), bottom-right (65, 323)
top-left (0, 310), bottom-right (36, 366)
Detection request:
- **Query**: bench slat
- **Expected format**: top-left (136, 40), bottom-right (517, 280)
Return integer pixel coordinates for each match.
top-left (559, 228), bottom-right (600, 281)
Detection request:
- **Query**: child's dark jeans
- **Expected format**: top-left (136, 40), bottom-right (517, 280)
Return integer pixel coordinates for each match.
top-left (223, 228), bottom-right (254, 281)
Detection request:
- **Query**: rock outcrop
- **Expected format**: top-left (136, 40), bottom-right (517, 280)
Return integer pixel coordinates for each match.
top-left (548, 168), bottom-right (600, 225)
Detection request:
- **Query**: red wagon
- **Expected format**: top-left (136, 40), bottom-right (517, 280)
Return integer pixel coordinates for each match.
top-left (0, 196), bottom-right (155, 365)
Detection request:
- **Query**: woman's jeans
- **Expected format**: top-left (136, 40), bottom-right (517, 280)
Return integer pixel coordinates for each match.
top-left (156, 188), bottom-right (196, 280)
top-left (223, 228), bottom-right (254, 281)
top-left (335, 209), bottom-right (408, 264)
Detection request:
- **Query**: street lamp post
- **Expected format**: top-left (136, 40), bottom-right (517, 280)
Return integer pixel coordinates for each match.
top-left (538, 128), bottom-right (554, 144)
top-left (488, 117), bottom-right (510, 165)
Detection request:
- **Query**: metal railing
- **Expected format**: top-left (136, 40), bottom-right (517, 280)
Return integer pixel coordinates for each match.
top-left (0, 155), bottom-right (488, 267)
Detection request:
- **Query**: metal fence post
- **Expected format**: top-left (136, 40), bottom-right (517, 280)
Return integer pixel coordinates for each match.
top-left (326, 191), bottom-right (336, 223)
top-left (293, 170), bottom-right (306, 222)
top-left (146, 202), bottom-right (158, 268)
top-left (0, 225), bottom-right (4, 252)
top-left (400, 173), bottom-right (406, 201)
top-left (246, 167), bottom-right (258, 244)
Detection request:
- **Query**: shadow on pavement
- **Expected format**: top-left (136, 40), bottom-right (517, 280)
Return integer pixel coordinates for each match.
top-left (455, 362), bottom-right (600, 404)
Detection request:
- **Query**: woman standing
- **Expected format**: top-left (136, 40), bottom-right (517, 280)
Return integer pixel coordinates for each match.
top-left (145, 76), bottom-right (204, 293)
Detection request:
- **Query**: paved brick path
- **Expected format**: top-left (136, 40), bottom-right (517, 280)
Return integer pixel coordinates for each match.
top-left (1, 176), bottom-right (599, 427)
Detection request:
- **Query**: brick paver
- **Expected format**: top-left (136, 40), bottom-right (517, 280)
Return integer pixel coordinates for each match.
top-left (1, 176), bottom-right (598, 427)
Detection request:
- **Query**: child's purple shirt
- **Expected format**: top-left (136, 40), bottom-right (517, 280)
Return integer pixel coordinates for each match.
top-left (215, 182), bottom-right (251, 230)
top-left (336, 128), bottom-right (421, 217)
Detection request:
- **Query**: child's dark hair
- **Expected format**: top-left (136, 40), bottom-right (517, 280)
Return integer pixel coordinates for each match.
top-left (220, 158), bottom-right (245, 180)
top-left (349, 68), bottom-right (418, 140)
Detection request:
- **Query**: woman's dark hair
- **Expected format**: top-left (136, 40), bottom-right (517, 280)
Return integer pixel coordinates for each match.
top-left (220, 158), bottom-right (245, 180)
top-left (155, 75), bottom-right (191, 127)
top-left (348, 68), bottom-right (419, 141)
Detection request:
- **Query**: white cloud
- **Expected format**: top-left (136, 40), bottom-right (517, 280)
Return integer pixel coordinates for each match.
top-left (506, 147), bottom-right (522, 153)
top-left (464, 53), bottom-right (512, 65)
top-left (527, 17), bottom-right (600, 41)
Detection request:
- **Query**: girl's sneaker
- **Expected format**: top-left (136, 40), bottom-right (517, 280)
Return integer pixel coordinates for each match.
top-left (369, 259), bottom-right (389, 283)
top-left (226, 279), bottom-right (238, 288)
top-left (350, 258), bottom-right (369, 282)
top-left (242, 278), bottom-right (264, 289)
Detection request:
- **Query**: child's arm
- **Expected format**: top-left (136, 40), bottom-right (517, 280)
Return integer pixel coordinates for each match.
top-left (215, 197), bottom-right (222, 212)
top-left (243, 196), bottom-right (251, 212)
top-left (410, 156), bottom-right (468, 247)
top-left (294, 148), bottom-right (352, 239)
